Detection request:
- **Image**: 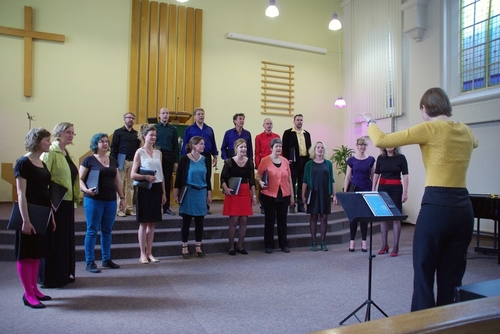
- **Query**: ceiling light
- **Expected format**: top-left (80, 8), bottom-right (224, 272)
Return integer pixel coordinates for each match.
top-left (266, 0), bottom-right (279, 18)
top-left (335, 96), bottom-right (346, 108)
top-left (329, 13), bottom-right (342, 31)
top-left (176, 0), bottom-right (189, 3)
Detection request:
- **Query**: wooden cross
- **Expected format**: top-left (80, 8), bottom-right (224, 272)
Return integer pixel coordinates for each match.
top-left (0, 6), bottom-right (65, 97)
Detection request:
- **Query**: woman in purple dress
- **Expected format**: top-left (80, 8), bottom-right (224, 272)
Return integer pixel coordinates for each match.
top-left (343, 137), bottom-right (375, 252)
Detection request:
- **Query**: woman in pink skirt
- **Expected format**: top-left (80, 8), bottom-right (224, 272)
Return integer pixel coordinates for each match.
top-left (221, 138), bottom-right (257, 255)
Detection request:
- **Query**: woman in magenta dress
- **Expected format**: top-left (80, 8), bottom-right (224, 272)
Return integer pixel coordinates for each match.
top-left (221, 138), bottom-right (257, 255)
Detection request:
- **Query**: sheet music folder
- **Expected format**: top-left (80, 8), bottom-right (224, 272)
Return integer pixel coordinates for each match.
top-left (336, 191), bottom-right (407, 223)
top-left (50, 181), bottom-right (68, 211)
top-left (7, 202), bottom-right (52, 235)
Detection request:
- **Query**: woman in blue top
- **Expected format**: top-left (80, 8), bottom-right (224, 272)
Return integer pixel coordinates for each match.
top-left (174, 136), bottom-right (212, 259)
top-left (79, 133), bottom-right (125, 273)
top-left (344, 137), bottom-right (375, 252)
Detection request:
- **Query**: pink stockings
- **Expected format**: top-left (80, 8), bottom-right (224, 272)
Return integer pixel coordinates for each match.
top-left (17, 258), bottom-right (44, 305)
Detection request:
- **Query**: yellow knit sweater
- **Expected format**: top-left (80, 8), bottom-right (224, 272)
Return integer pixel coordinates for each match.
top-left (368, 120), bottom-right (478, 188)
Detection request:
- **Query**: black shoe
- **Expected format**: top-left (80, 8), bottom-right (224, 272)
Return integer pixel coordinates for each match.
top-left (86, 261), bottom-right (101, 273)
top-left (36, 295), bottom-right (52, 301)
top-left (237, 248), bottom-right (248, 255)
top-left (298, 206), bottom-right (306, 213)
top-left (265, 248), bottom-right (273, 254)
top-left (164, 209), bottom-right (176, 216)
top-left (281, 247), bottom-right (290, 253)
top-left (68, 276), bottom-right (75, 283)
top-left (207, 211), bottom-right (212, 215)
top-left (102, 259), bottom-right (120, 269)
top-left (289, 206), bottom-right (296, 214)
top-left (260, 207), bottom-right (265, 214)
top-left (23, 295), bottom-right (45, 309)
top-left (229, 250), bottom-right (236, 256)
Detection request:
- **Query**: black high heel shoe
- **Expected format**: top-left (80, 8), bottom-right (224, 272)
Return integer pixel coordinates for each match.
top-left (36, 295), bottom-right (52, 301)
top-left (23, 295), bottom-right (45, 309)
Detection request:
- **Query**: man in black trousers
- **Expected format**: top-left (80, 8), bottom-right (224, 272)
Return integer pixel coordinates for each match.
top-left (155, 107), bottom-right (179, 215)
top-left (282, 114), bottom-right (311, 213)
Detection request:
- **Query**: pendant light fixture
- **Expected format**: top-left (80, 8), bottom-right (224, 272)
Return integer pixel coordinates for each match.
top-left (266, 0), bottom-right (279, 18)
top-left (329, 13), bottom-right (342, 31)
top-left (334, 97), bottom-right (346, 108)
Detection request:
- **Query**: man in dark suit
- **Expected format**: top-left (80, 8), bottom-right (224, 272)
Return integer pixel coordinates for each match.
top-left (282, 114), bottom-right (311, 213)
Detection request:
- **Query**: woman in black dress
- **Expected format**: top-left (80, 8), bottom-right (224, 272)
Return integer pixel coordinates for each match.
top-left (15, 128), bottom-right (55, 308)
top-left (372, 147), bottom-right (409, 257)
top-left (40, 122), bottom-right (80, 288)
top-left (301, 141), bottom-right (337, 251)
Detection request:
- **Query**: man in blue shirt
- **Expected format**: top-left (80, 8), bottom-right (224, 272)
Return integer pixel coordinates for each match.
top-left (155, 108), bottom-right (179, 215)
top-left (221, 113), bottom-right (253, 160)
top-left (182, 107), bottom-right (218, 214)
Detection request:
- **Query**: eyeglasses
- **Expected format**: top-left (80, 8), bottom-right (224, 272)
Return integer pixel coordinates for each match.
top-left (98, 140), bottom-right (109, 144)
top-left (357, 143), bottom-right (367, 146)
top-left (64, 130), bottom-right (76, 136)
top-left (125, 116), bottom-right (135, 120)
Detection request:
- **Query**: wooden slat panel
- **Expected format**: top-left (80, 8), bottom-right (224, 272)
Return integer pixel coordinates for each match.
top-left (175, 6), bottom-right (186, 113)
top-left (193, 9), bottom-right (202, 116)
top-left (157, 3), bottom-right (168, 108)
top-left (138, 0), bottom-right (150, 122)
top-left (183, 7), bottom-right (195, 114)
top-left (23, 6), bottom-right (33, 97)
top-left (147, 2), bottom-right (159, 118)
top-left (128, 0), bottom-right (140, 114)
top-left (166, 4), bottom-right (177, 111)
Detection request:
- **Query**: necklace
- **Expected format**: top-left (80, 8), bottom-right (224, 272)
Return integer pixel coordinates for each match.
top-left (95, 154), bottom-right (109, 165)
top-left (191, 153), bottom-right (201, 161)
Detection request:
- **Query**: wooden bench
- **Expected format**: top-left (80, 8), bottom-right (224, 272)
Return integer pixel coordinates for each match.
top-left (313, 295), bottom-right (500, 334)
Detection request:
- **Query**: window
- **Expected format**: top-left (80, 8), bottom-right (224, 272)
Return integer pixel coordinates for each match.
top-left (460, 0), bottom-right (500, 92)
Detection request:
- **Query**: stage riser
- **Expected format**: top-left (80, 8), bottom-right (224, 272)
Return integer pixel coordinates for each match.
top-left (0, 210), bottom-right (373, 261)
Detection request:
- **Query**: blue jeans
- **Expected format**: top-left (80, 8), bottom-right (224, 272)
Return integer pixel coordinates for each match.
top-left (83, 197), bottom-right (117, 263)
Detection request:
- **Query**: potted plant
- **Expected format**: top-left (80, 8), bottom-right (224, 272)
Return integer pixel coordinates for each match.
top-left (330, 145), bottom-right (354, 178)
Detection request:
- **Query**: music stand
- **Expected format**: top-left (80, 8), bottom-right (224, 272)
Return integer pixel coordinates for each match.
top-left (336, 191), bottom-right (407, 325)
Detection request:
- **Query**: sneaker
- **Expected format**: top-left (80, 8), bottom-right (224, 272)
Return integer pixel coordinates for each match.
top-left (117, 211), bottom-right (126, 217)
top-left (164, 209), bottom-right (176, 216)
top-left (126, 210), bottom-right (136, 216)
top-left (86, 261), bottom-right (101, 273)
top-left (102, 259), bottom-right (120, 269)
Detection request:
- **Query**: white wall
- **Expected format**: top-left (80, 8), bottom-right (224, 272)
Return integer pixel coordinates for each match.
top-left (0, 0), bottom-right (344, 200)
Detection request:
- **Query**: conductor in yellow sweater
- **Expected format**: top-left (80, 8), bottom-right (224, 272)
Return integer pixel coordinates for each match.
top-left (363, 87), bottom-right (478, 312)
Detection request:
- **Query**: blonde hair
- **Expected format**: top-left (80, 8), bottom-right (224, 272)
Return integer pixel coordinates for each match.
top-left (356, 137), bottom-right (368, 145)
top-left (308, 141), bottom-right (326, 159)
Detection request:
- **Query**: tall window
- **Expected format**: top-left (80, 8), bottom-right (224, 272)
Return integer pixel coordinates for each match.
top-left (460, 0), bottom-right (499, 92)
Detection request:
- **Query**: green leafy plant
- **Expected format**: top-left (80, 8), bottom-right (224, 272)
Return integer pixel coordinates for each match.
top-left (330, 145), bottom-right (354, 176)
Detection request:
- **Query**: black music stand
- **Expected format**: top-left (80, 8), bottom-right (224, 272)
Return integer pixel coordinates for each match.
top-left (336, 192), bottom-right (407, 325)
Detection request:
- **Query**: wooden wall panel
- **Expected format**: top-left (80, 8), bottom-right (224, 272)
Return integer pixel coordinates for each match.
top-left (138, 0), bottom-right (150, 121)
top-left (157, 3), bottom-right (168, 108)
top-left (128, 0), bottom-right (140, 114)
top-left (128, 0), bottom-right (202, 124)
top-left (147, 2), bottom-right (159, 116)
top-left (167, 5), bottom-right (177, 112)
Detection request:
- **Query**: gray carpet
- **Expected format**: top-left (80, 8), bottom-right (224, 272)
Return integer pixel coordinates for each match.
top-left (1, 225), bottom-right (498, 334)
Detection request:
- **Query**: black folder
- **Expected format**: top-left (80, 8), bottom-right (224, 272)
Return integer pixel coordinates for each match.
top-left (117, 153), bottom-right (126, 171)
top-left (7, 202), bottom-right (52, 235)
top-left (86, 169), bottom-right (100, 194)
top-left (178, 186), bottom-right (188, 204)
top-left (133, 167), bottom-right (155, 189)
top-left (261, 169), bottom-right (269, 186)
top-left (50, 181), bottom-right (68, 211)
top-left (227, 177), bottom-right (242, 195)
